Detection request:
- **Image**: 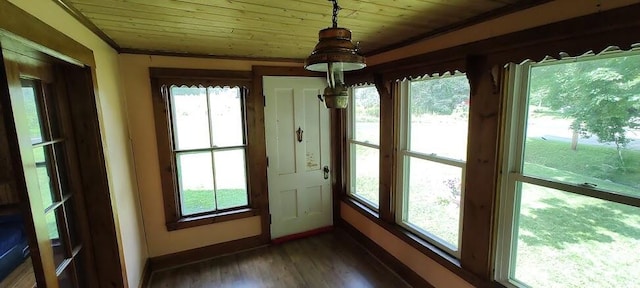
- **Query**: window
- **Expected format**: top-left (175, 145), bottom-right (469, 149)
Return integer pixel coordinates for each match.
top-left (496, 51), bottom-right (640, 287)
top-left (396, 73), bottom-right (470, 256)
top-left (170, 86), bottom-right (248, 216)
top-left (347, 86), bottom-right (380, 208)
top-left (151, 69), bottom-right (257, 230)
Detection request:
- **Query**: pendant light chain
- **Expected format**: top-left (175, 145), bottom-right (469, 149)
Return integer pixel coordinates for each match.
top-left (331, 0), bottom-right (341, 28)
top-left (306, 0), bottom-right (366, 108)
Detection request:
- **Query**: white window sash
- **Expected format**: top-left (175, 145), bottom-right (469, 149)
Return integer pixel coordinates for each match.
top-left (495, 57), bottom-right (640, 288)
top-left (395, 79), bottom-right (467, 258)
top-left (347, 85), bottom-right (380, 210)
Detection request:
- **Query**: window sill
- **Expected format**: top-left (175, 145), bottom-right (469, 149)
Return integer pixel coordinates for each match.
top-left (341, 197), bottom-right (488, 287)
top-left (346, 194), bottom-right (380, 214)
top-left (166, 208), bottom-right (259, 231)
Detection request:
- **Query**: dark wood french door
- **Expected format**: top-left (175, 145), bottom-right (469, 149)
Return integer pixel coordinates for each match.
top-left (2, 50), bottom-right (98, 287)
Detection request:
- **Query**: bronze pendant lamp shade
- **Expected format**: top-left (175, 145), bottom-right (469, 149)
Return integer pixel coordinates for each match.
top-left (304, 0), bottom-right (366, 109)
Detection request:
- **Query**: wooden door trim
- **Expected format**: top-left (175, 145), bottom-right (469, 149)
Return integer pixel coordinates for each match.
top-left (0, 7), bottom-right (126, 287)
top-left (60, 64), bottom-right (127, 286)
top-left (250, 66), bottom-right (323, 243)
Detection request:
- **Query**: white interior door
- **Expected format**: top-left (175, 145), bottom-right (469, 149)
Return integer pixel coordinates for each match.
top-left (264, 76), bottom-right (332, 239)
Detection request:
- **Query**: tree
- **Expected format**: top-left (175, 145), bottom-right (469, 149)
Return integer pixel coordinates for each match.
top-left (530, 55), bottom-right (640, 166)
top-left (353, 86), bottom-right (379, 121)
top-left (410, 75), bottom-right (469, 116)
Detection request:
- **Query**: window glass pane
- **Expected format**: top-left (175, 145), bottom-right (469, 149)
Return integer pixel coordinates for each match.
top-left (209, 87), bottom-right (244, 147)
top-left (353, 86), bottom-right (379, 145)
top-left (46, 208), bottom-right (67, 268)
top-left (524, 56), bottom-right (640, 197)
top-left (22, 82), bottom-right (46, 144)
top-left (512, 183), bottom-right (640, 287)
top-left (177, 152), bottom-right (215, 216)
top-left (170, 86), bottom-right (211, 150)
top-left (33, 146), bottom-right (57, 210)
top-left (350, 144), bottom-right (379, 207)
top-left (213, 149), bottom-right (248, 210)
top-left (409, 75), bottom-right (470, 160)
top-left (405, 157), bottom-right (461, 249)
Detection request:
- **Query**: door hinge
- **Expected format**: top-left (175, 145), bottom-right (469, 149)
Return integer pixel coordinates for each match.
top-left (266, 156), bottom-right (269, 167)
top-left (263, 94), bottom-right (266, 106)
top-left (269, 214), bottom-right (272, 224)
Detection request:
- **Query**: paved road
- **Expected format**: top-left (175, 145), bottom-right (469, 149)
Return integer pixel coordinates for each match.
top-left (537, 135), bottom-right (640, 150)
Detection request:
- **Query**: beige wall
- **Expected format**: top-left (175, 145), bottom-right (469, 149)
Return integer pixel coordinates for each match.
top-left (8, 1), bottom-right (148, 287)
top-left (368, 0), bottom-right (640, 66)
top-left (341, 203), bottom-right (474, 288)
top-left (118, 54), bottom-right (298, 257)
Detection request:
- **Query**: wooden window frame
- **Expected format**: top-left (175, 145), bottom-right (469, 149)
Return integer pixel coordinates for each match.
top-left (495, 53), bottom-right (640, 288)
top-left (342, 67), bottom-right (488, 287)
top-left (394, 74), bottom-right (470, 258)
top-left (339, 4), bottom-right (640, 287)
top-left (150, 68), bottom-right (259, 231)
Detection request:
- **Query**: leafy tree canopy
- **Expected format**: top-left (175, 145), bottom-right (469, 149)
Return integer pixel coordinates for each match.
top-left (410, 75), bottom-right (470, 116)
top-left (529, 54), bottom-right (640, 150)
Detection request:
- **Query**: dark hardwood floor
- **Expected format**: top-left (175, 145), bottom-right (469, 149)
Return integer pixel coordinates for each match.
top-left (149, 229), bottom-right (412, 288)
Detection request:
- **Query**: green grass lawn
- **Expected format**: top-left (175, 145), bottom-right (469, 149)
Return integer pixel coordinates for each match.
top-left (351, 144), bottom-right (380, 206)
top-left (32, 147), bottom-right (61, 240)
top-left (524, 138), bottom-right (640, 193)
top-left (181, 189), bottom-right (248, 216)
top-left (514, 182), bottom-right (640, 287)
top-left (513, 139), bottom-right (640, 287)
top-left (382, 137), bottom-right (639, 287)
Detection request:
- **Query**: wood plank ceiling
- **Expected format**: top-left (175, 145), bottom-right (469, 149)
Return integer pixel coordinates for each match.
top-left (61, 0), bottom-right (543, 60)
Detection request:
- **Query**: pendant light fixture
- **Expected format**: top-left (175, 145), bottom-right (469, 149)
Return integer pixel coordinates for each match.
top-left (305, 0), bottom-right (366, 109)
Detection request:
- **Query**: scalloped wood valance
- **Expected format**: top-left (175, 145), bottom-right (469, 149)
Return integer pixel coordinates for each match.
top-left (346, 3), bottom-right (640, 86)
top-left (150, 68), bottom-right (252, 89)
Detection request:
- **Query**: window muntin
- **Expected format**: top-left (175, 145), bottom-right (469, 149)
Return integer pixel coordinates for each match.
top-left (397, 74), bottom-right (470, 255)
top-left (348, 86), bottom-right (380, 208)
top-left (168, 86), bottom-right (249, 217)
top-left (497, 52), bottom-right (640, 288)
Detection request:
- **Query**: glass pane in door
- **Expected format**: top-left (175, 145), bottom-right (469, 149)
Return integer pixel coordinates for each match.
top-left (21, 81), bottom-right (47, 144)
top-left (33, 146), bottom-right (57, 210)
top-left (19, 77), bottom-right (92, 288)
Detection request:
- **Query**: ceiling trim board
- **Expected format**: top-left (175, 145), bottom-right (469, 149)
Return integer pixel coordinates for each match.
top-left (364, 0), bottom-right (554, 57)
top-left (118, 48), bottom-right (305, 63)
top-left (54, 0), bottom-right (121, 51)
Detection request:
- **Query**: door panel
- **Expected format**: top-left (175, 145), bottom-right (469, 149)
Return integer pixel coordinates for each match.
top-left (264, 76), bottom-right (332, 239)
top-left (304, 90), bottom-right (322, 172)
top-left (275, 88), bottom-right (296, 175)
